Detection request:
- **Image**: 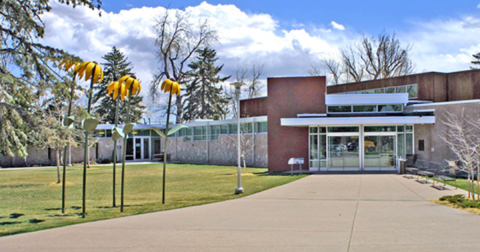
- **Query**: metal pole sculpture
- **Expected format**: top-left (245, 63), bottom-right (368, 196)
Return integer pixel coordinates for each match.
top-left (76, 61), bottom-right (104, 218)
top-left (58, 61), bottom-right (79, 214)
top-left (116, 75), bottom-right (142, 212)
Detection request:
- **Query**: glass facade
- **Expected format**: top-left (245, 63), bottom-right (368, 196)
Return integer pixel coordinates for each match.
top-left (309, 125), bottom-right (414, 171)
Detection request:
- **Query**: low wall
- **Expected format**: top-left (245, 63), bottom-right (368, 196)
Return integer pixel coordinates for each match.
top-left (168, 133), bottom-right (268, 167)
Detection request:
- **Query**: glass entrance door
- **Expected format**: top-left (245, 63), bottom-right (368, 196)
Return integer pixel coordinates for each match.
top-left (127, 137), bottom-right (150, 161)
top-left (364, 135), bottom-right (396, 170)
top-left (328, 136), bottom-right (360, 170)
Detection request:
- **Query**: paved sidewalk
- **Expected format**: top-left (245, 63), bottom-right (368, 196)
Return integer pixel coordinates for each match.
top-left (1, 174), bottom-right (479, 251)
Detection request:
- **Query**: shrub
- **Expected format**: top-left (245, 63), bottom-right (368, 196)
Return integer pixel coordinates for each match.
top-left (439, 194), bottom-right (465, 204)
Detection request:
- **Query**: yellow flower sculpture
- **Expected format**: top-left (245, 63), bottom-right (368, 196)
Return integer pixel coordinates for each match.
top-left (107, 81), bottom-right (127, 101)
top-left (76, 61), bottom-right (104, 84)
top-left (118, 75), bottom-right (141, 96)
top-left (161, 79), bottom-right (181, 96)
top-left (59, 60), bottom-right (79, 72)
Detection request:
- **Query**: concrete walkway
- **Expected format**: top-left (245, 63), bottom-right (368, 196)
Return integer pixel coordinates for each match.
top-left (1, 174), bottom-right (480, 251)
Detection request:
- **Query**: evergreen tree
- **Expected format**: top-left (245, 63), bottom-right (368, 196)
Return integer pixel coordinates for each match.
top-left (472, 52), bottom-right (480, 69)
top-left (182, 48), bottom-right (230, 121)
top-left (92, 47), bottom-right (145, 124)
top-left (0, 1), bottom-right (101, 158)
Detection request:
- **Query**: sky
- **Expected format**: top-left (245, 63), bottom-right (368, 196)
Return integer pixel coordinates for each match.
top-left (39, 0), bottom-right (480, 117)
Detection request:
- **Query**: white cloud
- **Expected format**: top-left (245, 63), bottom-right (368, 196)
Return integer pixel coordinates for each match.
top-left (40, 1), bottom-right (348, 93)
top-left (39, 1), bottom-right (479, 110)
top-left (399, 16), bottom-right (480, 72)
top-left (330, 21), bottom-right (345, 31)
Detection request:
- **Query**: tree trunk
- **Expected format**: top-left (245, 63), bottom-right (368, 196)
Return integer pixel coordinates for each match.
top-left (56, 148), bottom-right (61, 184)
top-left (175, 95), bottom-right (183, 123)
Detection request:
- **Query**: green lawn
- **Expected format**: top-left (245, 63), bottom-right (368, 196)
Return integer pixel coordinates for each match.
top-left (432, 177), bottom-right (480, 195)
top-left (0, 164), bottom-right (306, 236)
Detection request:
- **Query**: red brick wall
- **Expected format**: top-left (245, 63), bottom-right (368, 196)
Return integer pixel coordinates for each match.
top-left (267, 76), bottom-right (327, 172)
top-left (240, 97), bottom-right (268, 117)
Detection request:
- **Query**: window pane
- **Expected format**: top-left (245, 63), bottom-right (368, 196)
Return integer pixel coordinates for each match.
top-left (364, 89), bottom-right (375, 94)
top-left (407, 84), bottom-right (418, 99)
top-left (364, 126), bottom-right (396, 132)
top-left (310, 135), bottom-right (318, 160)
top-left (385, 87), bottom-right (395, 93)
top-left (220, 125), bottom-right (228, 134)
top-left (374, 88), bottom-right (384, 93)
top-left (229, 124), bottom-right (237, 134)
top-left (328, 106), bottom-right (352, 113)
top-left (406, 133), bottom-right (413, 154)
top-left (397, 126), bottom-right (405, 132)
top-left (353, 105), bottom-right (377, 112)
top-left (378, 104), bottom-right (402, 112)
top-left (406, 125), bottom-right (413, 132)
top-left (256, 122), bottom-right (267, 133)
top-left (310, 127), bottom-right (318, 134)
top-left (396, 86), bottom-right (407, 93)
top-left (320, 135), bottom-right (326, 159)
top-left (106, 130), bottom-right (112, 137)
top-left (397, 133), bottom-right (405, 158)
top-left (328, 126), bottom-right (359, 132)
top-left (319, 127), bottom-right (326, 133)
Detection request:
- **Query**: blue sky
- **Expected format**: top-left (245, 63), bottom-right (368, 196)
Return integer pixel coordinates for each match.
top-left (100, 0), bottom-right (480, 34)
top-left (41, 0), bottom-right (480, 109)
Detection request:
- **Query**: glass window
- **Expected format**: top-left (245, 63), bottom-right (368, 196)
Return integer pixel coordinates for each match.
top-left (241, 123), bottom-right (253, 134)
top-left (355, 91), bottom-right (365, 94)
top-left (406, 125), bottom-right (413, 132)
top-left (319, 135), bottom-right (326, 158)
top-left (385, 87), bottom-right (395, 93)
top-left (220, 125), bottom-right (228, 134)
top-left (397, 133), bottom-right (405, 158)
top-left (407, 84), bottom-right (418, 99)
top-left (310, 135), bottom-right (318, 160)
top-left (406, 133), bottom-right (413, 154)
top-left (210, 125), bottom-right (220, 140)
top-left (374, 88), bottom-right (384, 94)
top-left (193, 126), bottom-right (207, 141)
top-left (328, 106), bottom-right (352, 113)
top-left (353, 105), bottom-right (377, 112)
top-left (229, 124), bottom-right (237, 134)
top-left (185, 128), bottom-right (193, 141)
top-left (378, 104), bottom-right (403, 112)
top-left (364, 89), bottom-right (375, 94)
top-left (319, 127), bottom-right (326, 133)
top-left (397, 126), bottom-right (405, 132)
top-left (328, 126), bottom-right (359, 132)
top-left (135, 130), bottom-right (150, 136)
top-left (178, 128), bottom-right (185, 137)
top-left (309, 127), bottom-right (318, 134)
top-left (255, 122), bottom-right (267, 133)
top-left (364, 126), bottom-right (396, 132)
top-left (106, 130), bottom-right (112, 137)
top-left (396, 86), bottom-right (407, 93)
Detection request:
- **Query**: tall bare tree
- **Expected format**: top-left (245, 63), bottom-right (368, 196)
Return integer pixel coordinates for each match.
top-left (317, 32), bottom-right (414, 85)
top-left (150, 9), bottom-right (217, 123)
top-left (235, 62), bottom-right (265, 99)
top-left (441, 108), bottom-right (480, 200)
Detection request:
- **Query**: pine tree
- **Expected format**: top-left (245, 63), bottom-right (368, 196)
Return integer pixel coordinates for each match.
top-left (472, 52), bottom-right (480, 69)
top-left (182, 48), bottom-right (230, 121)
top-left (0, 1), bottom-right (101, 158)
top-left (92, 47), bottom-right (145, 124)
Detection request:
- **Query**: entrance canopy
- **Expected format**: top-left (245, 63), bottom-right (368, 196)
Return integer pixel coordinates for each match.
top-left (281, 116), bottom-right (435, 126)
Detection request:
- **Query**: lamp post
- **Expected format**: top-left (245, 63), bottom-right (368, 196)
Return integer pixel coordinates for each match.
top-left (230, 82), bottom-right (245, 194)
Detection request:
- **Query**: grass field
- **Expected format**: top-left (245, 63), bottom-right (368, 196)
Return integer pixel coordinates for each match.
top-left (0, 164), bottom-right (306, 236)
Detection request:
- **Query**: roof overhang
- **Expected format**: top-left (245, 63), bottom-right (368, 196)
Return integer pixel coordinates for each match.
top-left (281, 116), bottom-right (435, 126)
